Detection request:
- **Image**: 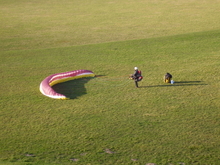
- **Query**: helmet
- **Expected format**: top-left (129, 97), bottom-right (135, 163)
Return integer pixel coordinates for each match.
top-left (134, 67), bottom-right (138, 70)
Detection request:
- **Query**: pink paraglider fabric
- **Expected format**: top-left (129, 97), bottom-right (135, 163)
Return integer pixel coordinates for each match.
top-left (40, 70), bottom-right (95, 99)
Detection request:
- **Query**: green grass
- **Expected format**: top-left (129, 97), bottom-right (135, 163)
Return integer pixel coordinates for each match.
top-left (1, 0), bottom-right (220, 50)
top-left (1, 0), bottom-right (220, 164)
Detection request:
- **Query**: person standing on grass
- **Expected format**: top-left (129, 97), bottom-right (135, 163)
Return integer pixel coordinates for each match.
top-left (130, 67), bottom-right (143, 88)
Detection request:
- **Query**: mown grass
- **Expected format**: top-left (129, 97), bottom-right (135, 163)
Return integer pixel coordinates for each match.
top-left (1, 30), bottom-right (220, 165)
top-left (1, 0), bottom-right (220, 164)
top-left (1, 0), bottom-right (220, 50)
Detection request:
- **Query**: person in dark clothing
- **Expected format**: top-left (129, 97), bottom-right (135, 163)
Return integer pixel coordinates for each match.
top-left (164, 73), bottom-right (172, 83)
top-left (129, 67), bottom-right (143, 87)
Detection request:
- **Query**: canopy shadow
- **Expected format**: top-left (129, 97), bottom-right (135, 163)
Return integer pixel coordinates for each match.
top-left (52, 77), bottom-right (96, 99)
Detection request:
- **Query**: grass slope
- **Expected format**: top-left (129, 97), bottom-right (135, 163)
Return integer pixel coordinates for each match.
top-left (1, 0), bottom-right (220, 51)
top-left (0, 30), bottom-right (220, 164)
top-left (1, 0), bottom-right (220, 164)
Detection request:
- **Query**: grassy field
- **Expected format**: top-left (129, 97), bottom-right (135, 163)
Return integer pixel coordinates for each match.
top-left (1, 0), bottom-right (220, 164)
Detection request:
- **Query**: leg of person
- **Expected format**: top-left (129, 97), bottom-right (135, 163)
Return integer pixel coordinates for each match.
top-left (135, 80), bottom-right (138, 88)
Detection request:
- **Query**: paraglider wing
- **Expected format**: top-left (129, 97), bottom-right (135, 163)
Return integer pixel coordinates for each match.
top-left (40, 70), bottom-right (95, 99)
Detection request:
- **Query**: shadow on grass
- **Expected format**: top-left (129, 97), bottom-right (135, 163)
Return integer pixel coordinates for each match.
top-left (52, 75), bottom-right (106, 99)
top-left (140, 81), bottom-right (207, 88)
top-left (51, 77), bottom-right (95, 99)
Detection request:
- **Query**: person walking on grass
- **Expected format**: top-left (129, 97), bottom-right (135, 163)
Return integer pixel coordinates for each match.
top-left (129, 67), bottom-right (143, 88)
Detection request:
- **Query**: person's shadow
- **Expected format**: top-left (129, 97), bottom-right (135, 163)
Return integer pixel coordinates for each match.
top-left (140, 81), bottom-right (207, 88)
top-left (52, 77), bottom-right (95, 99)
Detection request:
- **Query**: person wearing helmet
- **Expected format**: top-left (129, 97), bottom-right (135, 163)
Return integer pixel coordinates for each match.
top-left (129, 67), bottom-right (143, 87)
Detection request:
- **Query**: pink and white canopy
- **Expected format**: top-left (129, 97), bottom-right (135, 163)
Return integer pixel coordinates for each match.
top-left (40, 70), bottom-right (95, 99)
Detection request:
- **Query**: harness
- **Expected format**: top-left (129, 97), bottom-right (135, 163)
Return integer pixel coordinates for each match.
top-left (136, 70), bottom-right (143, 81)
